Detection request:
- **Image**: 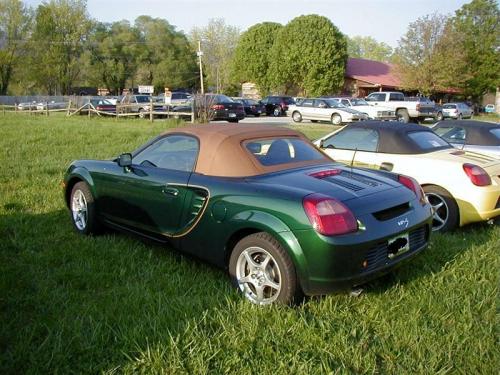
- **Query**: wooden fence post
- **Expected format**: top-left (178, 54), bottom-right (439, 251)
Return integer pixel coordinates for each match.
top-left (46, 102), bottom-right (49, 116)
top-left (149, 96), bottom-right (153, 122)
top-left (66, 100), bottom-right (71, 116)
top-left (191, 100), bottom-right (195, 123)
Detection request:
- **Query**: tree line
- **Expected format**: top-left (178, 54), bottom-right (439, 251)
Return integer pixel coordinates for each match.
top-left (0, 0), bottom-right (498, 101)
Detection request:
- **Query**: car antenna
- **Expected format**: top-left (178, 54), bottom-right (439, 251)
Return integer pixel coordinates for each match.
top-left (350, 148), bottom-right (357, 175)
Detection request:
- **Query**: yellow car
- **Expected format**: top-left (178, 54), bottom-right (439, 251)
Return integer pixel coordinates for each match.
top-left (314, 122), bottom-right (500, 232)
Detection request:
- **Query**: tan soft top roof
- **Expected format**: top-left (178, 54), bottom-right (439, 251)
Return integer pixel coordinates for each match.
top-left (162, 124), bottom-right (329, 177)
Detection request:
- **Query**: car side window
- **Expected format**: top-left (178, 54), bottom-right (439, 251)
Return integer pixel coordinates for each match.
top-left (324, 128), bottom-right (379, 152)
top-left (389, 93), bottom-right (404, 101)
top-left (301, 99), bottom-right (313, 107)
top-left (341, 99), bottom-right (350, 106)
top-left (133, 135), bottom-right (199, 172)
top-left (313, 99), bottom-right (327, 108)
top-left (367, 93), bottom-right (385, 102)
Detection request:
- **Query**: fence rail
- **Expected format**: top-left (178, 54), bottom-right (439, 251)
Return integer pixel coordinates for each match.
top-left (1, 98), bottom-right (195, 123)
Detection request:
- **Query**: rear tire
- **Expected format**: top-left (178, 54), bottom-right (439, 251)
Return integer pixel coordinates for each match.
top-left (292, 111), bottom-right (302, 123)
top-left (70, 181), bottom-right (101, 235)
top-left (423, 185), bottom-right (459, 232)
top-left (229, 232), bottom-right (299, 305)
top-left (435, 111), bottom-right (443, 121)
top-left (138, 108), bottom-right (146, 119)
top-left (273, 107), bottom-right (281, 117)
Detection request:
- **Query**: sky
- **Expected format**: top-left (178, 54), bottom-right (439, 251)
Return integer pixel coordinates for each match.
top-left (24, 0), bottom-right (472, 47)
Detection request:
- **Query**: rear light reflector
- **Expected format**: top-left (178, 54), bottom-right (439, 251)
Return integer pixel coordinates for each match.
top-left (463, 163), bottom-right (491, 186)
top-left (211, 104), bottom-right (224, 110)
top-left (398, 174), bottom-right (426, 204)
top-left (309, 169), bottom-right (342, 179)
top-left (303, 194), bottom-right (357, 236)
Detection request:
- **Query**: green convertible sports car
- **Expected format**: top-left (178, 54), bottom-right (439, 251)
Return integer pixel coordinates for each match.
top-left (64, 124), bottom-right (433, 305)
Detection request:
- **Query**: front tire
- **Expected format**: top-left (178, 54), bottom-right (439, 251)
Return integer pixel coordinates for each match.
top-left (70, 181), bottom-right (101, 235)
top-left (423, 185), bottom-right (459, 232)
top-left (292, 111), bottom-right (302, 123)
top-left (273, 107), bottom-right (282, 117)
top-left (138, 108), bottom-right (146, 119)
top-left (229, 232), bottom-right (298, 305)
top-left (331, 113), bottom-right (342, 125)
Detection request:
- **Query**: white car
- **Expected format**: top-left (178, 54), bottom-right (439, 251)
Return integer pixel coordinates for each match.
top-left (288, 98), bottom-right (368, 125)
top-left (442, 102), bottom-right (473, 119)
top-left (331, 97), bottom-right (396, 120)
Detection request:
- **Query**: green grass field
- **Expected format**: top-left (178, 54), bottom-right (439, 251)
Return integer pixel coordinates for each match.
top-left (0, 114), bottom-right (498, 374)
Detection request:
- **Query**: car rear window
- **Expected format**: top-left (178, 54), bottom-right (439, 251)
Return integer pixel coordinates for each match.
top-left (433, 126), bottom-right (465, 143)
top-left (442, 104), bottom-right (456, 109)
top-left (245, 138), bottom-right (325, 166)
top-left (407, 131), bottom-right (450, 151)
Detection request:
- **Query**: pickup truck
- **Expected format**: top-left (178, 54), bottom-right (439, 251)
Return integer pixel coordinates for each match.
top-left (364, 91), bottom-right (442, 123)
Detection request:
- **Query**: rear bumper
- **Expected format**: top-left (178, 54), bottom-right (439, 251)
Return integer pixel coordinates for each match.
top-left (456, 185), bottom-right (500, 225)
top-left (292, 208), bottom-right (432, 295)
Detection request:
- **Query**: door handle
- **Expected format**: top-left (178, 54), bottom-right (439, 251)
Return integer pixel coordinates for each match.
top-left (162, 186), bottom-right (179, 196)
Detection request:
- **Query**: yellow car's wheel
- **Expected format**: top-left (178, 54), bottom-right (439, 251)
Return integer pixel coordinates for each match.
top-left (423, 185), bottom-right (459, 232)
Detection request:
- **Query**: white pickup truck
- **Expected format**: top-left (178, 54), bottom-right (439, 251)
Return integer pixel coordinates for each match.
top-left (365, 91), bottom-right (442, 123)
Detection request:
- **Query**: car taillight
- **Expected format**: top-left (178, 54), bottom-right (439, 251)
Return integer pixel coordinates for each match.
top-left (463, 163), bottom-right (491, 186)
top-left (398, 174), bottom-right (426, 205)
top-left (212, 104), bottom-right (224, 110)
top-left (309, 169), bottom-right (342, 179)
top-left (303, 194), bottom-right (357, 236)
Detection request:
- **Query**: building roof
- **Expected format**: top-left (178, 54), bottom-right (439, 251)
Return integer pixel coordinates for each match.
top-left (346, 57), bottom-right (401, 88)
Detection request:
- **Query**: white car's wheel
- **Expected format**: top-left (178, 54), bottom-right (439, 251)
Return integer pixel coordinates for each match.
top-left (331, 113), bottom-right (342, 125)
top-left (292, 111), bottom-right (302, 123)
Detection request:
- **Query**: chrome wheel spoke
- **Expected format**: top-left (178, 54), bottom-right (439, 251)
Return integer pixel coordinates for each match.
top-left (255, 285), bottom-right (265, 302)
top-left (263, 279), bottom-right (280, 291)
top-left (243, 251), bottom-right (260, 270)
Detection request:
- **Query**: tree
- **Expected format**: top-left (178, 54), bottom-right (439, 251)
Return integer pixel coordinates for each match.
top-left (29, 0), bottom-right (92, 94)
top-left (133, 16), bottom-right (197, 92)
top-left (347, 36), bottom-right (393, 62)
top-left (393, 13), bottom-right (464, 96)
top-left (268, 15), bottom-right (347, 97)
top-left (231, 22), bottom-right (282, 94)
top-left (451, 0), bottom-right (500, 100)
top-left (86, 20), bottom-right (141, 95)
top-left (190, 18), bottom-right (240, 93)
top-left (0, 0), bottom-right (32, 95)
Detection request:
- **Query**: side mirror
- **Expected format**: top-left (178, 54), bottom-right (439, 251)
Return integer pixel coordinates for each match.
top-left (117, 153), bottom-right (132, 167)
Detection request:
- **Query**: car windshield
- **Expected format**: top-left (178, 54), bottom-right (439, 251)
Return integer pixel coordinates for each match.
top-left (245, 138), bottom-right (325, 166)
top-left (407, 131), bottom-right (451, 151)
top-left (350, 99), bottom-right (369, 106)
top-left (208, 95), bottom-right (234, 103)
top-left (324, 99), bottom-right (346, 109)
top-left (442, 104), bottom-right (457, 109)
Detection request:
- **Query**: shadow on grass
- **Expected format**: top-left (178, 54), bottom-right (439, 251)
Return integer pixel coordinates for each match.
top-left (0, 207), bottom-right (238, 374)
top-left (363, 221), bottom-right (497, 294)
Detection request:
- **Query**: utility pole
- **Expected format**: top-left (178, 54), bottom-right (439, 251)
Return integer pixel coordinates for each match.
top-left (197, 40), bottom-right (204, 94)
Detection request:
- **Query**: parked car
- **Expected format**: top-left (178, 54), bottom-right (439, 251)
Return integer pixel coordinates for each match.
top-left (287, 98), bottom-right (368, 125)
top-left (330, 97), bottom-right (396, 120)
top-left (260, 96), bottom-right (295, 116)
top-left (35, 101), bottom-right (67, 111)
top-left (157, 91), bottom-right (192, 106)
top-left (120, 94), bottom-right (163, 118)
top-left (232, 98), bottom-right (265, 117)
top-left (365, 92), bottom-right (439, 123)
top-left (441, 102), bottom-right (473, 119)
top-left (315, 121), bottom-right (500, 232)
top-left (80, 98), bottom-right (116, 115)
top-left (433, 120), bottom-right (500, 158)
top-left (64, 124), bottom-right (432, 305)
top-left (484, 104), bottom-right (495, 113)
top-left (173, 94), bottom-right (245, 122)
top-left (16, 101), bottom-right (37, 111)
